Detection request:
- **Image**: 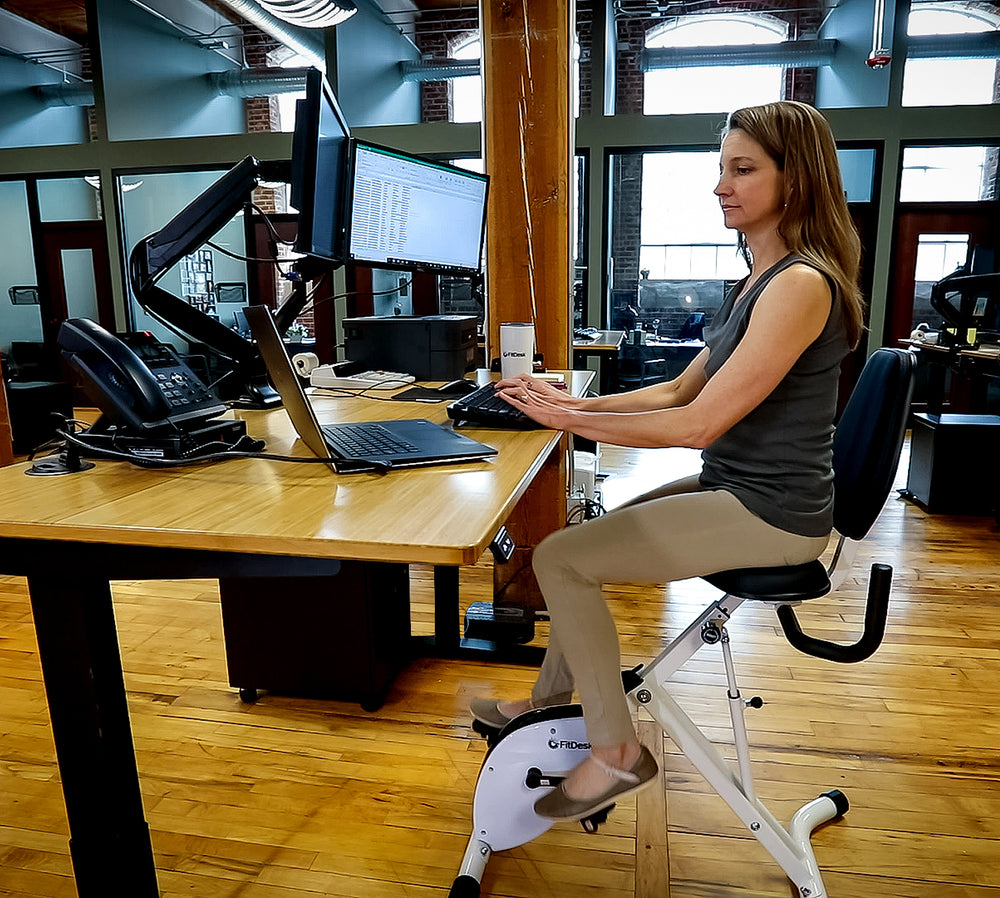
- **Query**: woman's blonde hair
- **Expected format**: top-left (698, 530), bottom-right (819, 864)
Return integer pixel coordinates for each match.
top-left (725, 100), bottom-right (865, 349)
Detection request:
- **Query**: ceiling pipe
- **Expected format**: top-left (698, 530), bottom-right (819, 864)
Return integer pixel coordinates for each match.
top-left (33, 81), bottom-right (95, 107)
top-left (641, 39), bottom-right (838, 71)
top-left (34, 65), bottom-right (312, 108)
top-left (866, 0), bottom-right (891, 68)
top-left (400, 57), bottom-right (480, 82)
top-left (907, 31), bottom-right (1000, 60)
top-left (209, 65), bottom-right (310, 96)
top-left (214, 0), bottom-right (327, 69)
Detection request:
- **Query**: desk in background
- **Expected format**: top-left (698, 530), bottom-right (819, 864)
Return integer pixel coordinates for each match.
top-left (901, 338), bottom-right (1000, 416)
top-left (0, 369), bottom-right (590, 898)
top-left (616, 337), bottom-right (704, 392)
top-left (899, 341), bottom-right (1000, 516)
top-left (572, 329), bottom-right (623, 394)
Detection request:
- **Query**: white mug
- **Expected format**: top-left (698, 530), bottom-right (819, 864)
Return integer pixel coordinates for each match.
top-left (500, 322), bottom-right (535, 379)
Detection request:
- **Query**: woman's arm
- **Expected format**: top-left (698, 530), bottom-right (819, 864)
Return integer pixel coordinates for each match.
top-left (497, 346), bottom-right (710, 413)
top-left (499, 264), bottom-right (832, 448)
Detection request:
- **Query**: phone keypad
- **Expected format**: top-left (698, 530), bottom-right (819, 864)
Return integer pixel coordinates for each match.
top-left (153, 366), bottom-right (218, 409)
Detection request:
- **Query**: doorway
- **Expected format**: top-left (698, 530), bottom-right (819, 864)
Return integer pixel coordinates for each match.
top-left (888, 206), bottom-right (999, 346)
top-left (889, 205), bottom-right (1000, 411)
top-left (38, 221), bottom-right (116, 403)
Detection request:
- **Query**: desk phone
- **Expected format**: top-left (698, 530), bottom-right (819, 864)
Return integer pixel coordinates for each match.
top-left (58, 318), bottom-right (227, 434)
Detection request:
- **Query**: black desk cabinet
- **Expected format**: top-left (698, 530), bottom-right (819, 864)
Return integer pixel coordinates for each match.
top-left (219, 561), bottom-right (411, 711)
top-left (905, 412), bottom-right (1000, 515)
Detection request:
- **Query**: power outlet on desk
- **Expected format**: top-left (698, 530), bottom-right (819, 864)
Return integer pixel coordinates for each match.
top-left (488, 526), bottom-right (515, 563)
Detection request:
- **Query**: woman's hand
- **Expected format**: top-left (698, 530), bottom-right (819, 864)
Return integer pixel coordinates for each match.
top-left (495, 374), bottom-right (572, 404)
top-left (494, 374), bottom-right (576, 428)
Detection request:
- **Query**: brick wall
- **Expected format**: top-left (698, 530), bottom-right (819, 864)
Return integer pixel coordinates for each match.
top-left (242, 30), bottom-right (311, 333)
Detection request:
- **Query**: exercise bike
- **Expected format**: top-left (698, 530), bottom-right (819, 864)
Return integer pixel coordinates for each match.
top-left (449, 348), bottom-right (915, 898)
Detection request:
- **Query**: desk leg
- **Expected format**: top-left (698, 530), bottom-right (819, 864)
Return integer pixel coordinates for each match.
top-left (925, 356), bottom-right (947, 416)
top-left (433, 565), bottom-right (461, 653)
top-left (27, 574), bottom-right (158, 897)
top-left (417, 564), bottom-right (544, 664)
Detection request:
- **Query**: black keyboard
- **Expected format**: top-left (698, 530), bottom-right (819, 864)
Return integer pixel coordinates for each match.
top-left (447, 383), bottom-right (540, 429)
top-left (322, 422), bottom-right (418, 456)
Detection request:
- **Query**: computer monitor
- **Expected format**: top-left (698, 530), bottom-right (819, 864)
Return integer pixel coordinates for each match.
top-left (291, 68), bottom-right (351, 263)
top-left (345, 139), bottom-right (488, 276)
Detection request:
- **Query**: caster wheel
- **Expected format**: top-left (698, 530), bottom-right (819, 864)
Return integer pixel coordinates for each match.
top-left (449, 873), bottom-right (481, 897)
top-left (238, 688), bottom-right (259, 703)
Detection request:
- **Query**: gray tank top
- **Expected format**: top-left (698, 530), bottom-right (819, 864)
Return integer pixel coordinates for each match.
top-left (700, 253), bottom-right (849, 537)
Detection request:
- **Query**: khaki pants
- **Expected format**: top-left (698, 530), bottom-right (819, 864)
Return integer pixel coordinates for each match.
top-left (530, 474), bottom-right (830, 747)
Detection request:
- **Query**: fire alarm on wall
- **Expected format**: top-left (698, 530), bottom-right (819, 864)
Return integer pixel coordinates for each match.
top-left (866, 49), bottom-right (892, 68)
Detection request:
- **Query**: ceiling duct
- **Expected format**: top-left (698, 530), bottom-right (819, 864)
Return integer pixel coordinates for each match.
top-left (35, 66), bottom-right (311, 108)
top-left (214, 0), bottom-right (328, 68)
top-left (906, 31), bottom-right (1000, 60)
top-left (400, 57), bottom-right (480, 82)
top-left (641, 39), bottom-right (839, 71)
top-left (33, 82), bottom-right (95, 107)
top-left (209, 65), bottom-right (310, 96)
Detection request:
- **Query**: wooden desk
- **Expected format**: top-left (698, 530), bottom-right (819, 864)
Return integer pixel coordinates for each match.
top-left (573, 329), bottom-right (624, 395)
top-left (0, 370), bottom-right (589, 898)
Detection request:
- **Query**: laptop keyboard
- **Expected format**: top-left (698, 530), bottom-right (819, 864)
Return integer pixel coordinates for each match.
top-left (446, 383), bottom-right (539, 429)
top-left (322, 422), bottom-right (419, 457)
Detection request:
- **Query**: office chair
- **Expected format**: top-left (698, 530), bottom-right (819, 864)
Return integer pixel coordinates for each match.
top-left (615, 344), bottom-right (667, 390)
top-left (452, 348), bottom-right (915, 898)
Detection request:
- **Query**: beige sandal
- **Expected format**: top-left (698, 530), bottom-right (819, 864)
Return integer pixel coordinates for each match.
top-left (533, 745), bottom-right (658, 822)
top-left (469, 697), bottom-right (533, 730)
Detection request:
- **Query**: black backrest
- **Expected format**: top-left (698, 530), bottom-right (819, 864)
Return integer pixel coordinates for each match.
top-left (832, 348), bottom-right (916, 540)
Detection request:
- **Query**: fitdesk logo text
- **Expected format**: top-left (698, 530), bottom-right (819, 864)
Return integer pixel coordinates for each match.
top-left (502, 350), bottom-right (527, 358)
top-left (548, 739), bottom-right (591, 751)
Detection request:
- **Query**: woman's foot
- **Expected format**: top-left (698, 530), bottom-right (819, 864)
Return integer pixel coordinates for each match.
top-left (533, 743), bottom-right (659, 822)
top-left (469, 696), bottom-right (535, 730)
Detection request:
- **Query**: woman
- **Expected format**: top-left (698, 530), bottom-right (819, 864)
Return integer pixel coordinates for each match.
top-left (471, 100), bottom-right (866, 823)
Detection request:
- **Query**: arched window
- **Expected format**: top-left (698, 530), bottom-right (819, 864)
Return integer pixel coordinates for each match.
top-left (903, 3), bottom-right (1000, 106)
top-left (450, 35), bottom-right (581, 123)
top-left (451, 35), bottom-right (481, 124)
top-left (644, 14), bottom-right (787, 115)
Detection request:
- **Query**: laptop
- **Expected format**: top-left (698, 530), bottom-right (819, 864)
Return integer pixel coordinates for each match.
top-left (244, 305), bottom-right (497, 474)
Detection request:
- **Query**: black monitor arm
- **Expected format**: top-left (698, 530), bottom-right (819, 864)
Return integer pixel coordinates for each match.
top-left (127, 155), bottom-right (329, 409)
top-left (929, 270), bottom-right (1000, 345)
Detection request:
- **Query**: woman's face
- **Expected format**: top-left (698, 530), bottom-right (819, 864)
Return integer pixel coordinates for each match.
top-left (714, 128), bottom-right (785, 238)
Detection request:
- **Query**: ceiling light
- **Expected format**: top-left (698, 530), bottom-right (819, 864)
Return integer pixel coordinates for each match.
top-left (254, 0), bottom-right (357, 28)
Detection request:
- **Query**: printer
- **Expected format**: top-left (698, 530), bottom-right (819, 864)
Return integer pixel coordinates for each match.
top-left (342, 315), bottom-right (478, 381)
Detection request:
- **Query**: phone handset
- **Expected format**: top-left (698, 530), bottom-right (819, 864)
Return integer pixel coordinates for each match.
top-left (58, 318), bottom-right (227, 433)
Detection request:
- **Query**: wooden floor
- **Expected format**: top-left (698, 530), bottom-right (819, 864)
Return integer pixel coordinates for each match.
top-left (1, 442), bottom-right (999, 897)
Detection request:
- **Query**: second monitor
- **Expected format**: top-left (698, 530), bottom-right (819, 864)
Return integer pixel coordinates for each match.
top-left (345, 141), bottom-right (488, 277)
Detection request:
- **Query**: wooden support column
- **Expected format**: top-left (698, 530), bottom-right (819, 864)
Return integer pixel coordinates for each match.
top-left (481, 0), bottom-right (574, 618)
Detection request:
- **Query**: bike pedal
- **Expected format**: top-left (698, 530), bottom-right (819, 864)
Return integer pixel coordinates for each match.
top-left (471, 718), bottom-right (502, 745)
top-left (580, 802), bottom-right (615, 833)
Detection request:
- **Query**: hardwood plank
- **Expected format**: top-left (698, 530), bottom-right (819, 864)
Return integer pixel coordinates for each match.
top-left (635, 719), bottom-right (670, 898)
top-left (2, 441), bottom-right (1000, 896)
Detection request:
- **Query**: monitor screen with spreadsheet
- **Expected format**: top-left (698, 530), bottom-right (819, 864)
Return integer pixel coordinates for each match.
top-left (345, 140), bottom-right (488, 276)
